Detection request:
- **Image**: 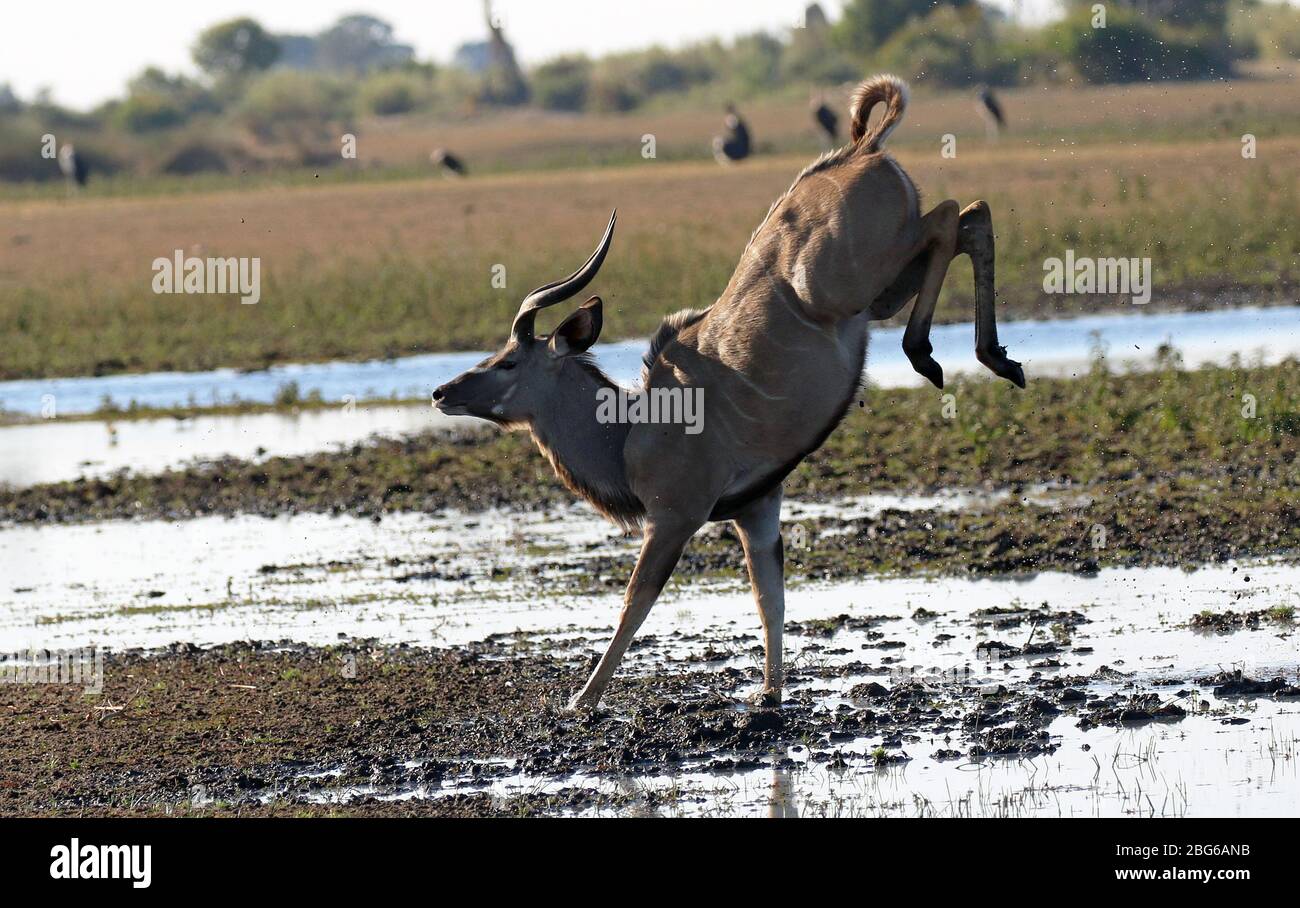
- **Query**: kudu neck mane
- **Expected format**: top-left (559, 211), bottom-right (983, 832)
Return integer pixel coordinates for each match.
top-left (526, 355), bottom-right (644, 530)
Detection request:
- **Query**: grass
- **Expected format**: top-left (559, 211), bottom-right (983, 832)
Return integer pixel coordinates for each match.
top-left (7, 68), bottom-right (1300, 201)
top-left (5, 353), bottom-right (1298, 524)
top-left (9, 354), bottom-right (1296, 576)
top-left (3, 76), bottom-right (1300, 381)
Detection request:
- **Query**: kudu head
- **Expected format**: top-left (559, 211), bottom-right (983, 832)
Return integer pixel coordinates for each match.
top-left (432, 211), bottom-right (616, 426)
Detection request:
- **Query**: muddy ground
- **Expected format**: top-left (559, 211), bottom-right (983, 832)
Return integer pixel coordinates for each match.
top-left (3, 361), bottom-right (1299, 581)
top-left (4, 359), bottom-right (1299, 817)
top-left (5, 359), bottom-right (1298, 527)
top-left (3, 620), bottom-right (1296, 818)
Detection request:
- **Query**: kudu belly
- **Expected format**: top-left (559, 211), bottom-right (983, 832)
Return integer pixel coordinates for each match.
top-left (706, 314), bottom-right (870, 520)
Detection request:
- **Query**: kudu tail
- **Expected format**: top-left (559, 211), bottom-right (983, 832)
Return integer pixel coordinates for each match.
top-left (849, 74), bottom-right (909, 152)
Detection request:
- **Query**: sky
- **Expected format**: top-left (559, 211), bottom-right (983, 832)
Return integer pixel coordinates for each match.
top-left (4, 0), bottom-right (1063, 110)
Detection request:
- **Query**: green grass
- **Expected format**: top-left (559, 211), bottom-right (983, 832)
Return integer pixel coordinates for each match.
top-left (6, 354), bottom-right (1299, 527)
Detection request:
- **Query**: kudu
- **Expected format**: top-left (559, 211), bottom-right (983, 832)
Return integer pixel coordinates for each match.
top-left (434, 74), bottom-right (1024, 710)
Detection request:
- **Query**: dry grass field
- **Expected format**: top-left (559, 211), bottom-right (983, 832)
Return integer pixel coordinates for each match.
top-left (1, 75), bottom-right (1298, 379)
top-left (358, 67), bottom-right (1300, 172)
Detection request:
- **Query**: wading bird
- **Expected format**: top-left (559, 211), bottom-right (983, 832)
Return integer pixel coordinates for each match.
top-left (431, 148), bottom-right (467, 177)
top-left (433, 75), bottom-right (1024, 710)
top-left (57, 143), bottom-right (88, 194)
top-left (977, 85), bottom-right (1006, 139)
top-left (812, 97), bottom-right (839, 147)
top-left (712, 103), bottom-right (751, 164)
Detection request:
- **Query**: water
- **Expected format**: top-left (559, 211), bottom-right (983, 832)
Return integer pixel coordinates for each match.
top-left (0, 403), bottom-right (488, 488)
top-left (4, 501), bottom-right (1296, 817)
top-left (2, 305), bottom-right (1294, 488)
top-left (3, 500), bottom-right (1296, 672)
top-left (2, 304), bottom-right (1295, 418)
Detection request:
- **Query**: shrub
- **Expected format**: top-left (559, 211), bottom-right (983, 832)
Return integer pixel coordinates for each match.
top-left (357, 71), bottom-right (432, 116)
top-left (156, 136), bottom-right (238, 175)
top-left (633, 49), bottom-right (714, 97)
top-left (730, 33), bottom-right (784, 91)
top-left (113, 92), bottom-right (188, 133)
top-left (1048, 7), bottom-right (1233, 83)
top-left (587, 58), bottom-right (642, 112)
top-left (532, 56), bottom-right (592, 112)
top-left (879, 7), bottom-right (1019, 87)
top-left (237, 71), bottom-right (351, 156)
top-left (1231, 0), bottom-right (1300, 60)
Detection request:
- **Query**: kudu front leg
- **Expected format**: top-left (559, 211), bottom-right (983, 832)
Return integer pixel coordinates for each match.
top-left (733, 488), bottom-right (786, 707)
top-left (567, 517), bottom-right (697, 710)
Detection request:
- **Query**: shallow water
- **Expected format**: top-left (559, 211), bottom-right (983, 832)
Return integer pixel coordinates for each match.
top-left (418, 703), bottom-right (1300, 818)
top-left (3, 304), bottom-right (1296, 488)
top-left (3, 499), bottom-right (1297, 817)
top-left (0, 403), bottom-right (487, 488)
top-left (2, 304), bottom-right (1296, 418)
top-left (2, 501), bottom-right (1294, 671)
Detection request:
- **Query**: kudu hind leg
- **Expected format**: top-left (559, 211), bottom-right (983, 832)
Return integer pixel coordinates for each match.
top-left (733, 489), bottom-right (785, 707)
top-left (568, 518), bottom-right (696, 710)
top-left (870, 202), bottom-right (1025, 388)
top-left (957, 201), bottom-right (1025, 387)
top-left (901, 200), bottom-right (961, 389)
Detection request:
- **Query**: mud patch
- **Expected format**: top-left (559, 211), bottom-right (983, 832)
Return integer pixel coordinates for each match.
top-left (3, 634), bottom-right (1292, 817)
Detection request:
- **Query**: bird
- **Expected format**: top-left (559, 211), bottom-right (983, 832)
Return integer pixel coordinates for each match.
top-left (812, 98), bottom-right (839, 147)
top-left (431, 148), bottom-right (467, 178)
top-left (976, 86), bottom-right (1007, 140)
top-left (57, 143), bottom-right (89, 194)
top-left (712, 103), bottom-right (751, 165)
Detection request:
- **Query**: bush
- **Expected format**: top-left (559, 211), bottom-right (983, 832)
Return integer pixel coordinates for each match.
top-left (156, 136), bottom-right (239, 175)
top-left (237, 71), bottom-right (351, 155)
top-left (879, 7), bottom-right (1019, 87)
top-left (0, 124), bottom-right (123, 182)
top-left (587, 58), bottom-right (642, 112)
top-left (633, 49), bottom-right (715, 97)
top-left (730, 33), bottom-right (784, 91)
top-left (586, 77), bottom-right (639, 113)
top-left (113, 92), bottom-right (188, 133)
top-left (532, 56), bottom-right (591, 112)
top-left (357, 71), bottom-right (432, 116)
top-left (1231, 0), bottom-right (1300, 60)
top-left (1048, 7), bottom-right (1233, 83)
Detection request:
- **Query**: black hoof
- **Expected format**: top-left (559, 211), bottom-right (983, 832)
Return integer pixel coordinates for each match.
top-left (979, 347), bottom-right (1026, 388)
top-left (911, 356), bottom-right (944, 390)
top-left (994, 357), bottom-right (1026, 388)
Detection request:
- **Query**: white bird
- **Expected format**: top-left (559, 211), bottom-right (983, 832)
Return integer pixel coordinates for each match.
top-left (57, 143), bottom-right (89, 194)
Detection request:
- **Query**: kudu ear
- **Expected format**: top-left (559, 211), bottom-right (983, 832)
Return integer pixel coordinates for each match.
top-left (548, 296), bottom-right (603, 358)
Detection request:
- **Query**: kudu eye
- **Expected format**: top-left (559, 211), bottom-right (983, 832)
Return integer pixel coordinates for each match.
top-left (498, 360), bottom-right (517, 371)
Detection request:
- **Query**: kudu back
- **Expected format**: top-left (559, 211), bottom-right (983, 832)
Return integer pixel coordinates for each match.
top-left (434, 74), bottom-right (1024, 710)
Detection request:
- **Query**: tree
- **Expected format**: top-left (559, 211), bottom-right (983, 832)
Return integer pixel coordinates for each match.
top-left (236, 71), bottom-right (346, 161)
top-left (1050, 5), bottom-right (1231, 83)
top-left (1066, 0), bottom-right (1227, 30)
top-left (315, 15), bottom-right (414, 72)
top-left (834, 0), bottom-right (944, 52)
top-left (0, 83), bottom-right (21, 114)
top-left (878, 5), bottom-right (1013, 86)
top-left (731, 33), bottom-right (784, 91)
top-left (193, 18), bottom-right (281, 81)
top-left (532, 57), bottom-right (592, 112)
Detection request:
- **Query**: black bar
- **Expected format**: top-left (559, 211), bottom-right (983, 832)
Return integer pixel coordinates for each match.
top-left (0, 818), bottom-right (1280, 892)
